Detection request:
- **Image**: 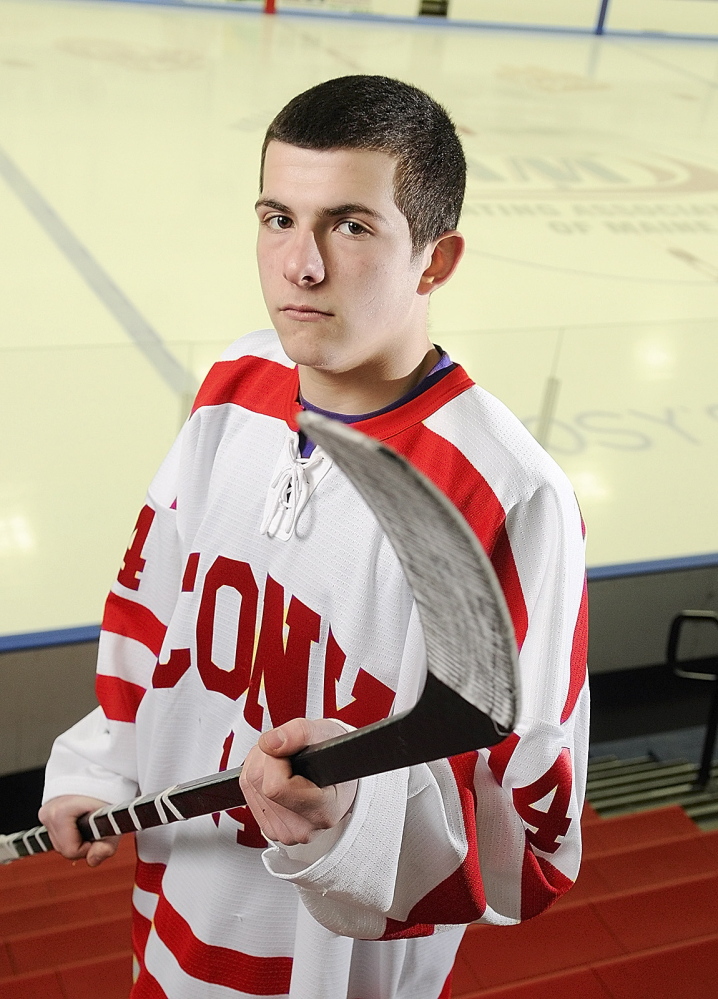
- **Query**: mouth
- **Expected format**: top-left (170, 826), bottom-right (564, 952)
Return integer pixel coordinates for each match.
top-left (281, 305), bottom-right (333, 320)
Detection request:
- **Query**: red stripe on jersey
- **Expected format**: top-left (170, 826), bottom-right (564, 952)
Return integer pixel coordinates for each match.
top-left (352, 366), bottom-right (473, 441)
top-left (488, 732), bottom-right (520, 786)
top-left (520, 846), bottom-right (574, 920)
top-left (438, 971), bottom-right (453, 999)
top-left (381, 752), bottom-right (486, 937)
top-left (488, 526), bottom-right (529, 649)
top-left (152, 893), bottom-right (293, 995)
top-left (381, 918), bottom-right (435, 941)
top-left (388, 424), bottom-right (529, 647)
top-left (136, 859), bottom-right (166, 895)
top-left (96, 674), bottom-right (145, 723)
top-left (103, 592), bottom-right (167, 658)
top-left (131, 967), bottom-right (170, 998)
top-left (561, 578), bottom-right (588, 723)
top-left (132, 905), bottom-right (152, 971)
top-left (192, 356), bottom-right (302, 429)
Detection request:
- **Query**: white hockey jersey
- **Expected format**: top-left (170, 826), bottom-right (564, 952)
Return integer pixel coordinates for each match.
top-left (43, 330), bottom-right (589, 999)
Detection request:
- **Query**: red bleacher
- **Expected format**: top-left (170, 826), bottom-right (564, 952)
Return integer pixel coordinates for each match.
top-left (0, 836), bottom-right (134, 998)
top-left (452, 804), bottom-right (718, 999)
top-left (1, 807), bottom-right (717, 998)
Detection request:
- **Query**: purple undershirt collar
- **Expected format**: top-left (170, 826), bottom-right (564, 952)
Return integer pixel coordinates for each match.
top-left (298, 348), bottom-right (454, 457)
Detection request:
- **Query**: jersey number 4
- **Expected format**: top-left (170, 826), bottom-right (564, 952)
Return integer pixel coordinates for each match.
top-left (512, 749), bottom-right (572, 854)
top-left (118, 506), bottom-right (156, 591)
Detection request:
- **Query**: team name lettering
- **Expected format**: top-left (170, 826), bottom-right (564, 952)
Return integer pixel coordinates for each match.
top-left (152, 554), bottom-right (395, 732)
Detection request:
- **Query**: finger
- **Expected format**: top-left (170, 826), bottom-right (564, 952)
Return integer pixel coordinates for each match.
top-left (45, 828), bottom-right (88, 860)
top-left (86, 836), bottom-right (120, 867)
top-left (243, 783), bottom-right (314, 845)
top-left (242, 745), bottom-right (317, 817)
top-left (42, 816), bottom-right (88, 859)
top-left (259, 752), bottom-right (317, 805)
top-left (239, 743), bottom-right (275, 796)
top-left (240, 759), bottom-right (312, 844)
top-left (38, 796), bottom-right (113, 862)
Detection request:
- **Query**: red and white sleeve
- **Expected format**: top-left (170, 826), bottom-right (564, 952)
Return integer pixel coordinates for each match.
top-left (42, 433), bottom-right (185, 806)
top-left (263, 472), bottom-right (588, 938)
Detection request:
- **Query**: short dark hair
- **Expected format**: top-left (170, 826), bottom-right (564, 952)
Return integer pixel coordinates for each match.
top-left (261, 75), bottom-right (466, 253)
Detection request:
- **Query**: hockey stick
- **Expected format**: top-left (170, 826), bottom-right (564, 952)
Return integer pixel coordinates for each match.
top-left (0, 412), bottom-right (519, 863)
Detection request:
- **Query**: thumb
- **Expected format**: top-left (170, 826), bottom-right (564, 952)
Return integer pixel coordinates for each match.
top-left (86, 835), bottom-right (120, 867)
top-left (258, 718), bottom-right (346, 758)
top-left (258, 720), bottom-right (314, 757)
top-left (258, 725), bottom-right (291, 756)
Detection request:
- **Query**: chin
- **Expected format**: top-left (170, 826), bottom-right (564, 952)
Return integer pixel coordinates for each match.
top-left (273, 319), bottom-right (337, 369)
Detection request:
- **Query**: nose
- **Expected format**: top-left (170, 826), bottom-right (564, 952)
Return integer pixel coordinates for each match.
top-left (283, 228), bottom-right (325, 287)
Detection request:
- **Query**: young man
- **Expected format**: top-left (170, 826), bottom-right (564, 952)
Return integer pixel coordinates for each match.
top-left (40, 76), bottom-right (588, 999)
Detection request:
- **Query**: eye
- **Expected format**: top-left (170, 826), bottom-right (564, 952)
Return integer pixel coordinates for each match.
top-left (265, 215), bottom-right (293, 231)
top-left (336, 220), bottom-right (368, 237)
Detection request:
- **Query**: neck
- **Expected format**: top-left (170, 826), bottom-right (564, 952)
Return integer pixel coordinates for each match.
top-left (298, 344), bottom-right (439, 416)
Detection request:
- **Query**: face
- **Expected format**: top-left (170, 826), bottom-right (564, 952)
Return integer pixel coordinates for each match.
top-left (255, 142), bottom-right (435, 381)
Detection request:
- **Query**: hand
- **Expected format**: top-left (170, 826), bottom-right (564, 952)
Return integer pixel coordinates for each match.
top-left (38, 795), bottom-right (121, 867)
top-left (240, 718), bottom-right (357, 847)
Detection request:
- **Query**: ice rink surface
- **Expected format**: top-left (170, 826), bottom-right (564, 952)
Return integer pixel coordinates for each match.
top-left (1, 0), bottom-right (718, 637)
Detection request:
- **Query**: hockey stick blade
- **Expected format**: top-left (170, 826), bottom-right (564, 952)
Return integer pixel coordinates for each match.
top-left (0, 415), bottom-right (519, 862)
top-left (299, 412), bottom-right (520, 735)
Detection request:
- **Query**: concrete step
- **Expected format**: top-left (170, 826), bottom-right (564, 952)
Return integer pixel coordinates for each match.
top-left (1, 913), bottom-right (132, 975)
top-left (0, 949), bottom-right (132, 999)
top-left (0, 857), bottom-right (135, 913)
top-left (0, 882), bottom-right (131, 937)
top-left (586, 760), bottom-right (695, 794)
top-left (591, 930), bottom-right (718, 999)
top-left (452, 957), bottom-right (612, 998)
top-left (587, 757), bottom-right (678, 781)
top-left (0, 835), bottom-right (135, 888)
top-left (458, 901), bottom-right (625, 991)
top-left (568, 831), bottom-right (718, 904)
top-left (586, 755), bottom-right (653, 776)
top-left (596, 782), bottom-right (718, 821)
top-left (454, 882), bottom-right (718, 997)
top-left (580, 805), bottom-right (699, 858)
top-left (586, 754), bottom-right (718, 828)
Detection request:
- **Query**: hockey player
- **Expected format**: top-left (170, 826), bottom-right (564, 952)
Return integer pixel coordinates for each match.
top-left (39, 76), bottom-right (588, 999)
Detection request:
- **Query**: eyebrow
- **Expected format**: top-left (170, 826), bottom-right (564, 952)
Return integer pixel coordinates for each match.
top-left (320, 203), bottom-right (388, 223)
top-left (255, 198), bottom-right (388, 224)
top-left (255, 198), bottom-right (291, 213)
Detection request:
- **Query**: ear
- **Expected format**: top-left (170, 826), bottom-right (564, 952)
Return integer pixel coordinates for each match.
top-left (417, 232), bottom-right (465, 297)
